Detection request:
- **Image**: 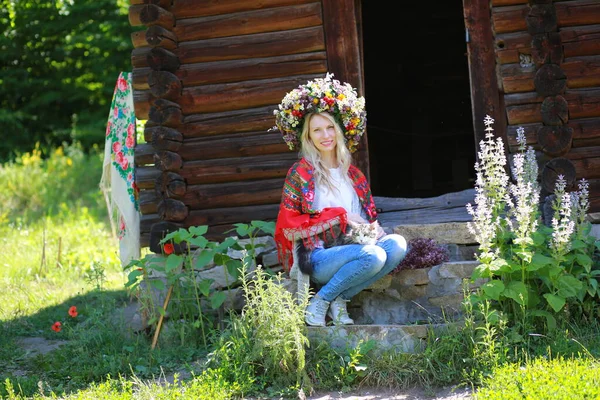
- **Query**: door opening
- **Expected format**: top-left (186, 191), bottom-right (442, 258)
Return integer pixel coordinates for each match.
top-left (361, 2), bottom-right (476, 198)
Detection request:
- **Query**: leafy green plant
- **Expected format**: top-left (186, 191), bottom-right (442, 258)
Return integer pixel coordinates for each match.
top-left (466, 116), bottom-right (600, 333)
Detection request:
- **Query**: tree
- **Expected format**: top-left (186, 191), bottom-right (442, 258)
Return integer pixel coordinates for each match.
top-left (0, 0), bottom-right (132, 161)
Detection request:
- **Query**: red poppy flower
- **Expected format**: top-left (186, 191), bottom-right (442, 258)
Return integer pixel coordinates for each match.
top-left (164, 243), bottom-right (174, 255)
top-left (68, 306), bottom-right (78, 318)
top-left (51, 321), bottom-right (62, 332)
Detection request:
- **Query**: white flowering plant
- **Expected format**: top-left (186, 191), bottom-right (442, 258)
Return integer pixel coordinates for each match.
top-left (273, 73), bottom-right (367, 153)
top-left (466, 115), bottom-right (600, 333)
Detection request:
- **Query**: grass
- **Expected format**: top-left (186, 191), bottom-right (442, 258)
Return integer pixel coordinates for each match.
top-left (1, 142), bottom-right (600, 399)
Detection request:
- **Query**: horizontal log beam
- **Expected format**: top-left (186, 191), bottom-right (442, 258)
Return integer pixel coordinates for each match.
top-left (492, 5), bottom-right (528, 34)
top-left (505, 88), bottom-right (600, 124)
top-left (506, 118), bottom-right (600, 151)
top-left (562, 55), bottom-right (600, 89)
top-left (495, 31), bottom-right (531, 65)
top-left (135, 166), bottom-right (162, 190)
top-left (556, 0), bottom-right (600, 28)
top-left (183, 178), bottom-right (284, 210)
top-left (561, 24), bottom-right (600, 58)
top-left (182, 105), bottom-right (276, 138)
top-left (129, 0), bottom-right (171, 8)
top-left (128, 4), bottom-right (174, 29)
top-left (492, 0), bottom-right (527, 5)
top-left (178, 75), bottom-right (321, 114)
top-left (176, 26), bottom-right (325, 64)
top-left (174, 3), bottom-right (322, 42)
top-left (178, 131), bottom-right (289, 160)
top-left (133, 52), bottom-right (327, 89)
top-left (170, 0), bottom-right (317, 19)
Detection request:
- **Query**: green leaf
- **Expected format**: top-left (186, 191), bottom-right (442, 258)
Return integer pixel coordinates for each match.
top-left (149, 279), bottom-right (165, 291)
top-left (234, 223), bottom-right (250, 237)
top-left (529, 309), bottom-right (557, 331)
top-left (514, 249), bottom-right (533, 264)
top-left (165, 254), bottom-right (183, 272)
top-left (125, 269), bottom-right (144, 288)
top-left (528, 253), bottom-right (554, 271)
top-left (161, 228), bottom-right (189, 244)
top-left (543, 293), bottom-right (566, 313)
top-left (556, 275), bottom-right (583, 298)
top-left (197, 279), bottom-right (213, 297)
top-left (575, 253), bottom-right (593, 269)
top-left (195, 250), bottom-right (215, 269)
top-left (226, 259), bottom-right (243, 280)
top-left (213, 253), bottom-right (230, 266)
top-left (251, 220), bottom-right (276, 235)
top-left (532, 231), bottom-right (546, 246)
top-left (503, 281), bottom-right (529, 305)
top-left (215, 237), bottom-right (237, 253)
top-left (209, 291), bottom-right (227, 309)
top-left (189, 225), bottom-right (208, 237)
top-left (570, 239), bottom-right (587, 250)
top-left (481, 280), bottom-right (505, 300)
top-left (489, 258), bottom-right (510, 272)
top-left (188, 236), bottom-right (209, 249)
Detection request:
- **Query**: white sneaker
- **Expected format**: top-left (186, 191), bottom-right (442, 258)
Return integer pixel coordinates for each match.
top-left (305, 296), bottom-right (330, 327)
top-left (328, 296), bottom-right (354, 325)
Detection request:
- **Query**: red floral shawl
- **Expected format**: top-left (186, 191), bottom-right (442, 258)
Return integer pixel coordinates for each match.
top-left (275, 158), bottom-right (377, 272)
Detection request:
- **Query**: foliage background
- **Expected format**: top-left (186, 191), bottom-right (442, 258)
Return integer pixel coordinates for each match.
top-left (0, 0), bottom-right (132, 162)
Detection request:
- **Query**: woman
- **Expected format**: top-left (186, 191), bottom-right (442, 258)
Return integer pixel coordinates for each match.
top-left (273, 74), bottom-right (407, 327)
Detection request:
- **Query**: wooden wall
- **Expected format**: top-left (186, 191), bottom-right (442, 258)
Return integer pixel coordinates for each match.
top-left (128, 0), bottom-right (330, 249)
top-left (492, 0), bottom-right (600, 211)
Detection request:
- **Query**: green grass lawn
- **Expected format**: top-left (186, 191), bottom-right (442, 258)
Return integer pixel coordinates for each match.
top-left (2, 143), bottom-right (600, 399)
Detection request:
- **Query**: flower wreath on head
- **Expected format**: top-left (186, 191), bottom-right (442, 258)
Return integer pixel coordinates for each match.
top-left (272, 73), bottom-right (367, 153)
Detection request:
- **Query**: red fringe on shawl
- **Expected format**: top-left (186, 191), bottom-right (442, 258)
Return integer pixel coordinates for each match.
top-left (275, 206), bottom-right (348, 273)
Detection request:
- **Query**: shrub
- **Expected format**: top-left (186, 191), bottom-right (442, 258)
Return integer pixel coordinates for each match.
top-left (393, 237), bottom-right (450, 273)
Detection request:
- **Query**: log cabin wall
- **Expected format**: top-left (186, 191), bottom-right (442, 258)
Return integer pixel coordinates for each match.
top-left (492, 0), bottom-right (600, 212)
top-left (127, 0), bottom-right (335, 250)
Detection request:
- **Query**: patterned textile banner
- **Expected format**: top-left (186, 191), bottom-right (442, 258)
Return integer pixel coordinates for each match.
top-left (100, 72), bottom-right (140, 266)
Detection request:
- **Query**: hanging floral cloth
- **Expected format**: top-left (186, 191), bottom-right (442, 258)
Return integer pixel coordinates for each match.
top-left (100, 71), bottom-right (140, 266)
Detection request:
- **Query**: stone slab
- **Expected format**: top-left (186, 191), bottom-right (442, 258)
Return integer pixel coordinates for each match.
top-left (394, 222), bottom-right (477, 244)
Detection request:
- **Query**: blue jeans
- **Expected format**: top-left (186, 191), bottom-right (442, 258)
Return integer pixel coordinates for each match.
top-left (310, 234), bottom-right (408, 302)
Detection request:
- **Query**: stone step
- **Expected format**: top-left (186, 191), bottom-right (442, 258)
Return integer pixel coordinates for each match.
top-left (306, 323), bottom-right (456, 354)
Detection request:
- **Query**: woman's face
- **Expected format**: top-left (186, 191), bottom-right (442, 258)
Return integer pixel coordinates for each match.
top-left (308, 114), bottom-right (337, 155)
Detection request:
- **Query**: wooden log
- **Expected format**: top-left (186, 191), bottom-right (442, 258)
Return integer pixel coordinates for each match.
top-left (129, 0), bottom-right (171, 8)
top-left (506, 89), bottom-right (600, 124)
top-left (526, 4), bottom-right (557, 35)
top-left (132, 67), bottom-right (151, 90)
top-left (177, 153), bottom-right (297, 185)
top-left (146, 126), bottom-right (183, 151)
top-left (182, 178), bottom-right (284, 210)
top-left (534, 64), bottom-right (567, 96)
top-left (145, 25), bottom-right (178, 50)
top-left (561, 25), bottom-right (600, 58)
top-left (153, 150), bottom-right (183, 171)
top-left (158, 198), bottom-right (189, 221)
top-left (492, 5), bottom-right (528, 34)
top-left (373, 189), bottom-right (475, 213)
top-left (149, 70), bottom-right (181, 101)
top-left (463, 0), bottom-right (505, 147)
top-left (495, 31), bottom-right (532, 65)
top-left (541, 95), bottom-right (568, 126)
top-left (131, 4), bottom-right (174, 29)
top-left (155, 172), bottom-right (187, 197)
top-left (141, 204), bottom-right (280, 231)
top-left (178, 131), bottom-right (289, 160)
top-left (541, 157), bottom-right (577, 192)
top-left (506, 118), bottom-right (600, 151)
top-left (134, 143), bottom-right (155, 166)
top-left (176, 26), bottom-right (325, 64)
top-left (133, 89), bottom-right (155, 120)
top-left (531, 32), bottom-right (563, 65)
top-left (182, 105), bottom-right (276, 138)
top-left (537, 126), bottom-right (573, 156)
top-left (139, 189), bottom-right (158, 214)
top-left (148, 98), bottom-right (183, 127)
top-left (147, 47), bottom-right (180, 72)
top-left (500, 63), bottom-right (535, 93)
top-left (131, 29), bottom-right (149, 49)
top-left (556, 0), bottom-right (600, 28)
top-left (572, 157), bottom-right (600, 180)
top-left (132, 47), bottom-right (150, 68)
top-left (492, 0), bottom-right (527, 5)
top-left (174, 3), bottom-right (322, 42)
top-left (170, 0), bottom-right (316, 19)
top-left (176, 52), bottom-right (327, 87)
top-left (178, 75), bottom-right (321, 114)
top-left (563, 146), bottom-right (600, 161)
top-left (562, 55), bottom-right (600, 89)
top-left (136, 166), bottom-right (162, 190)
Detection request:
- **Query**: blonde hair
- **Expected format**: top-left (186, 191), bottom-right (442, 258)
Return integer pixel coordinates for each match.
top-left (300, 112), bottom-right (353, 194)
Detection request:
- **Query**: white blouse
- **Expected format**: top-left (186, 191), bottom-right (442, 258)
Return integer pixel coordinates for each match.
top-left (313, 167), bottom-right (361, 215)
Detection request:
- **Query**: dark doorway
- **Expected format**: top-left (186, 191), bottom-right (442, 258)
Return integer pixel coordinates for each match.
top-left (361, 2), bottom-right (476, 198)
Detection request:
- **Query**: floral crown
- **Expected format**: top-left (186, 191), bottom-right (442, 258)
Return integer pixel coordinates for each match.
top-left (272, 73), bottom-right (367, 153)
